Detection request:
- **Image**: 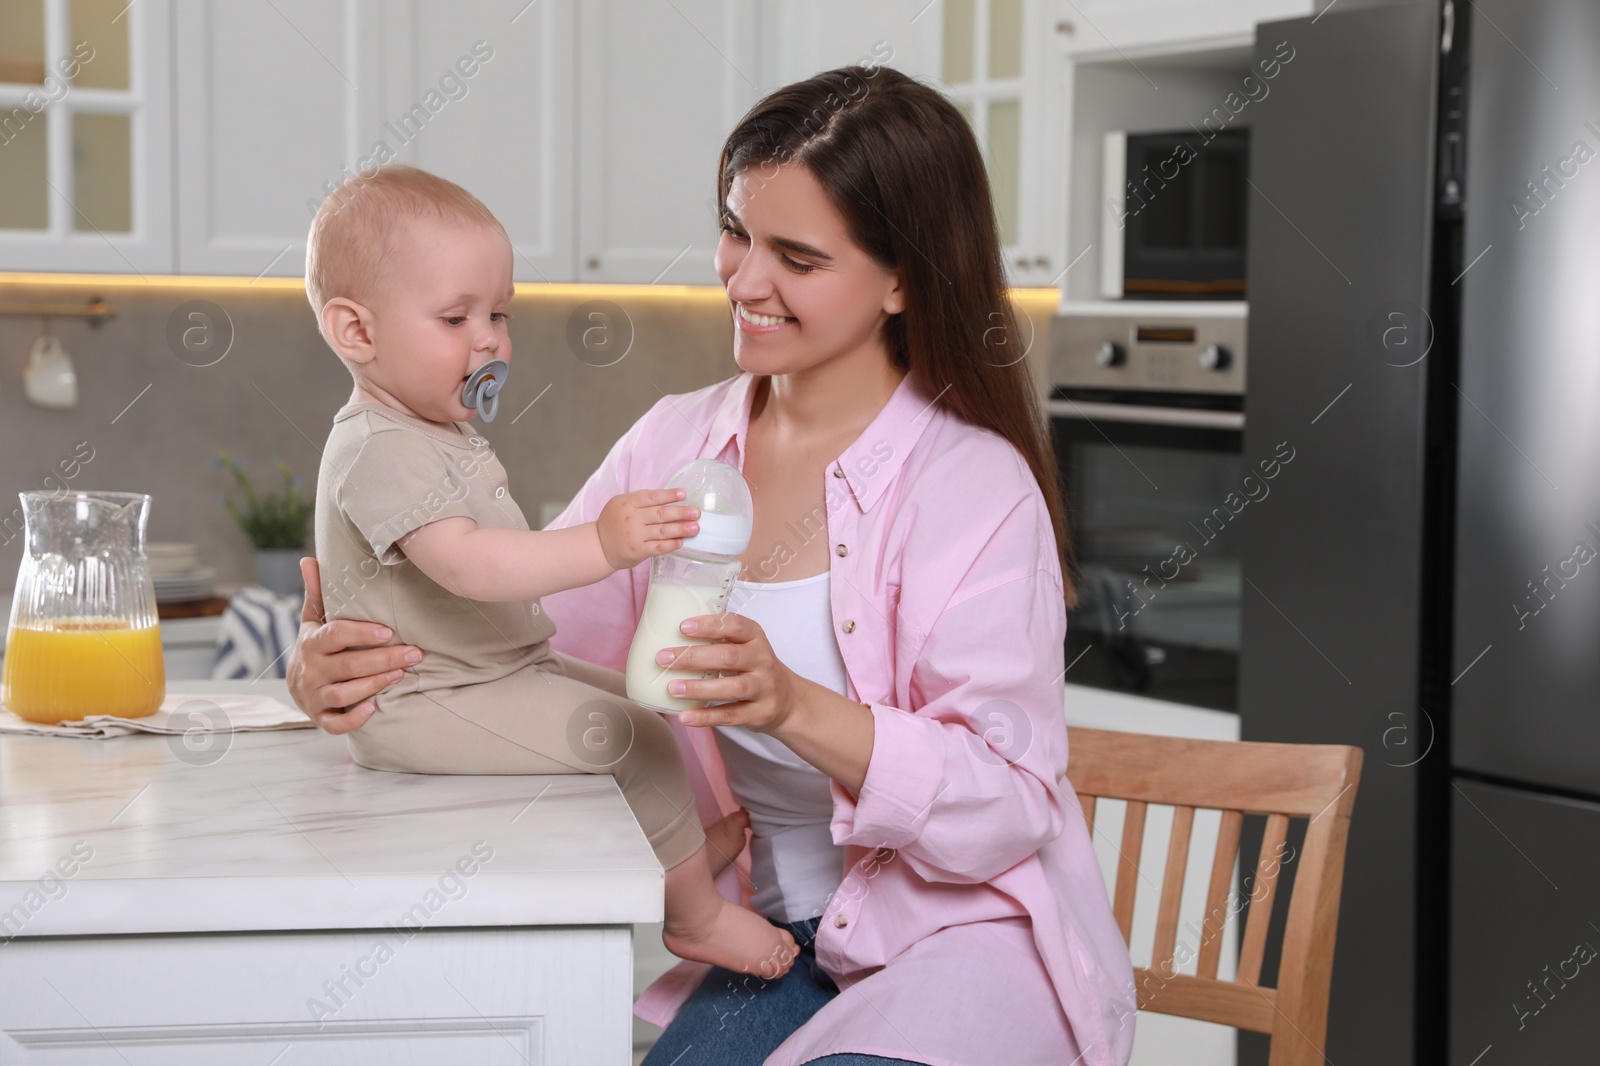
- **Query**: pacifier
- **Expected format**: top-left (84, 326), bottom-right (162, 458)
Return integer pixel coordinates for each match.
top-left (460, 359), bottom-right (509, 422)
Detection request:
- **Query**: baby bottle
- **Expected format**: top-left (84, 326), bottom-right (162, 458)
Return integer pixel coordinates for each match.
top-left (625, 459), bottom-right (752, 714)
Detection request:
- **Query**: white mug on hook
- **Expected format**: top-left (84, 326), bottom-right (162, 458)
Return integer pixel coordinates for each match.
top-left (24, 331), bottom-right (78, 410)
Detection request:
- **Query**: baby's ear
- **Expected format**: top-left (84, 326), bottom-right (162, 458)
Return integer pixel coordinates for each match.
top-left (322, 298), bottom-right (376, 363)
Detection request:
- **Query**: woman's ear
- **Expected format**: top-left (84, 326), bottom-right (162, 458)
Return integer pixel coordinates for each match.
top-left (322, 298), bottom-right (377, 365)
top-left (882, 272), bottom-right (905, 316)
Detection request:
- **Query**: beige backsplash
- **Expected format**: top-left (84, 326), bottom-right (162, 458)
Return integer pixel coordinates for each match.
top-left (0, 279), bottom-right (1055, 591)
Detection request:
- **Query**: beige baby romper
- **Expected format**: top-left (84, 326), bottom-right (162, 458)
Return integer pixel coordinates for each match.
top-left (314, 401), bottom-right (704, 870)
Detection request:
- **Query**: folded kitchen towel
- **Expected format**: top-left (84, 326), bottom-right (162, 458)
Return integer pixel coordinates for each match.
top-left (0, 690), bottom-right (315, 738)
top-left (211, 586), bottom-right (303, 681)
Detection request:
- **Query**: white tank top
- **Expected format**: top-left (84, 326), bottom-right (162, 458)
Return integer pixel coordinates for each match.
top-left (711, 571), bottom-right (848, 921)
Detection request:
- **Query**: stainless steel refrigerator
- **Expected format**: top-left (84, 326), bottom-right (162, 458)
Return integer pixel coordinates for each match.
top-left (1240, 1), bottom-right (1600, 1063)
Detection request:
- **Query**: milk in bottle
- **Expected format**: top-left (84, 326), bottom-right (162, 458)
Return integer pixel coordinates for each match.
top-left (624, 460), bottom-right (753, 713)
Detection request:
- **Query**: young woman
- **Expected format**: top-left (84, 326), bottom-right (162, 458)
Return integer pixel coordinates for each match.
top-left (287, 66), bottom-right (1135, 1065)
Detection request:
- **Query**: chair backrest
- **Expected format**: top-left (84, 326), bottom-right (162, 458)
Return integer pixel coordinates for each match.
top-left (1066, 727), bottom-right (1363, 1066)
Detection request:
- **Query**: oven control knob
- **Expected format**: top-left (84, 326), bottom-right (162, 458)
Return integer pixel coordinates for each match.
top-left (1092, 341), bottom-right (1125, 368)
top-left (1198, 344), bottom-right (1231, 371)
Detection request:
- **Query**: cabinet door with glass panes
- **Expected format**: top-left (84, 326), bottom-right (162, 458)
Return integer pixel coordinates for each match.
top-left (0, 0), bottom-right (173, 273)
top-left (938, 0), bottom-right (1065, 287)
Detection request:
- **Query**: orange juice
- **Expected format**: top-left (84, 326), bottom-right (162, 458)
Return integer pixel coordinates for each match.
top-left (1, 618), bottom-right (165, 722)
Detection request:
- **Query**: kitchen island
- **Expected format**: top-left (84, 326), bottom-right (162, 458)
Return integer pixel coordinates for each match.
top-left (0, 681), bottom-right (664, 1064)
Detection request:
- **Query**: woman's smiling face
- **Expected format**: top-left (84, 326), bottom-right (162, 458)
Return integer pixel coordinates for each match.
top-left (714, 163), bottom-right (904, 376)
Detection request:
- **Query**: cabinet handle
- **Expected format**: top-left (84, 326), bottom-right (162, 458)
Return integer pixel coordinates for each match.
top-left (586, 257), bottom-right (601, 270)
top-left (1056, 19), bottom-right (1075, 35)
top-left (1033, 255), bottom-right (1050, 268)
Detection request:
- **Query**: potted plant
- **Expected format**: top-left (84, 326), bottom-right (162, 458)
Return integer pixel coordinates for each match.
top-left (217, 452), bottom-right (314, 597)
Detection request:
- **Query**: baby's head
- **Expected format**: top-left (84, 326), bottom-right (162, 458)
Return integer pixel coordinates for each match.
top-left (306, 164), bottom-right (514, 424)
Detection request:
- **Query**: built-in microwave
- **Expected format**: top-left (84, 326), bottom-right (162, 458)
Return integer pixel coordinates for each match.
top-left (1049, 302), bottom-right (1248, 712)
top-left (1100, 128), bottom-right (1250, 300)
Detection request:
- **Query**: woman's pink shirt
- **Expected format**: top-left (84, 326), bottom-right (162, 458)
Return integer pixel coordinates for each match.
top-left (540, 371), bottom-right (1136, 1065)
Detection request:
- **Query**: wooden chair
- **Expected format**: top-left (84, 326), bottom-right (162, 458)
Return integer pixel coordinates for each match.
top-left (1066, 727), bottom-right (1363, 1066)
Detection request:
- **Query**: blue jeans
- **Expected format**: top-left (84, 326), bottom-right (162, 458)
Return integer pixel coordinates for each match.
top-left (641, 916), bottom-right (920, 1066)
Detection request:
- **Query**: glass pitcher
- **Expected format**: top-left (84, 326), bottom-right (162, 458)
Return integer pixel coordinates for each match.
top-left (1, 491), bottom-right (165, 723)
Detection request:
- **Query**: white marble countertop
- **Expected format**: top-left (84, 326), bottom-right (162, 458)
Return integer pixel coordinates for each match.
top-left (0, 681), bottom-right (665, 938)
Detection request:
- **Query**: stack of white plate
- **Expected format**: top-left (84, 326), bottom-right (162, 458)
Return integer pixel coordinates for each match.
top-left (148, 542), bottom-right (217, 603)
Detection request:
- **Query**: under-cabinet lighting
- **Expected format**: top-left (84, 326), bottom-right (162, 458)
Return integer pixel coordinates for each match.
top-left (0, 273), bottom-right (1061, 304)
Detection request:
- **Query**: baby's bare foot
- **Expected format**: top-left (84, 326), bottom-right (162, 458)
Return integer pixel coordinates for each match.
top-left (663, 898), bottom-right (799, 979)
top-left (703, 809), bottom-right (750, 878)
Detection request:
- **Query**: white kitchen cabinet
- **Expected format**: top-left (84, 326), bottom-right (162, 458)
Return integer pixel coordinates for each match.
top-left (4, 0), bottom-right (953, 283)
top-left (4, 928), bottom-right (634, 1065)
top-left (172, 0), bottom-right (387, 278)
top-left (0, 0), bottom-right (173, 274)
top-left (381, 0), bottom-right (577, 284)
top-left (590, 0), bottom-right (940, 284)
top-left (173, 0), bottom-right (576, 283)
top-left (1055, 0), bottom-right (1313, 58)
top-left (755, 0), bottom-right (941, 90)
top-left (0, 682), bottom-right (658, 1066)
top-left (575, 0), bottom-right (757, 285)
top-left (1, 0), bottom-right (1319, 283)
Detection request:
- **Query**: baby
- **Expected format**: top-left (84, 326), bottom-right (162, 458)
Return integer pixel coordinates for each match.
top-left (305, 164), bottom-right (796, 978)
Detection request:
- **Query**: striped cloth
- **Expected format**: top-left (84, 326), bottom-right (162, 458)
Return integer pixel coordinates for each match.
top-left (210, 587), bottom-right (303, 681)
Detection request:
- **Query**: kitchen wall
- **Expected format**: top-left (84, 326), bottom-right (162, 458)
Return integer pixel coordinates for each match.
top-left (0, 279), bottom-right (1056, 590)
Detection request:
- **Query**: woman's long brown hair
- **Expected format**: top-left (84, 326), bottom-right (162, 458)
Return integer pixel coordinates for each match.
top-left (718, 65), bottom-right (1078, 606)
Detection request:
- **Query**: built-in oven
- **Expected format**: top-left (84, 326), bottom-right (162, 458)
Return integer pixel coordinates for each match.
top-left (1049, 302), bottom-right (1247, 712)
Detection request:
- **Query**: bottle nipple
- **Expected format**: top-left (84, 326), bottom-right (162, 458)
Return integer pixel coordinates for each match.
top-left (667, 459), bottom-right (754, 557)
top-left (461, 359), bottom-right (510, 422)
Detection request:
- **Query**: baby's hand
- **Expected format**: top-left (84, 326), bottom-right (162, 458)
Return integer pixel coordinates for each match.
top-left (597, 489), bottom-right (700, 571)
